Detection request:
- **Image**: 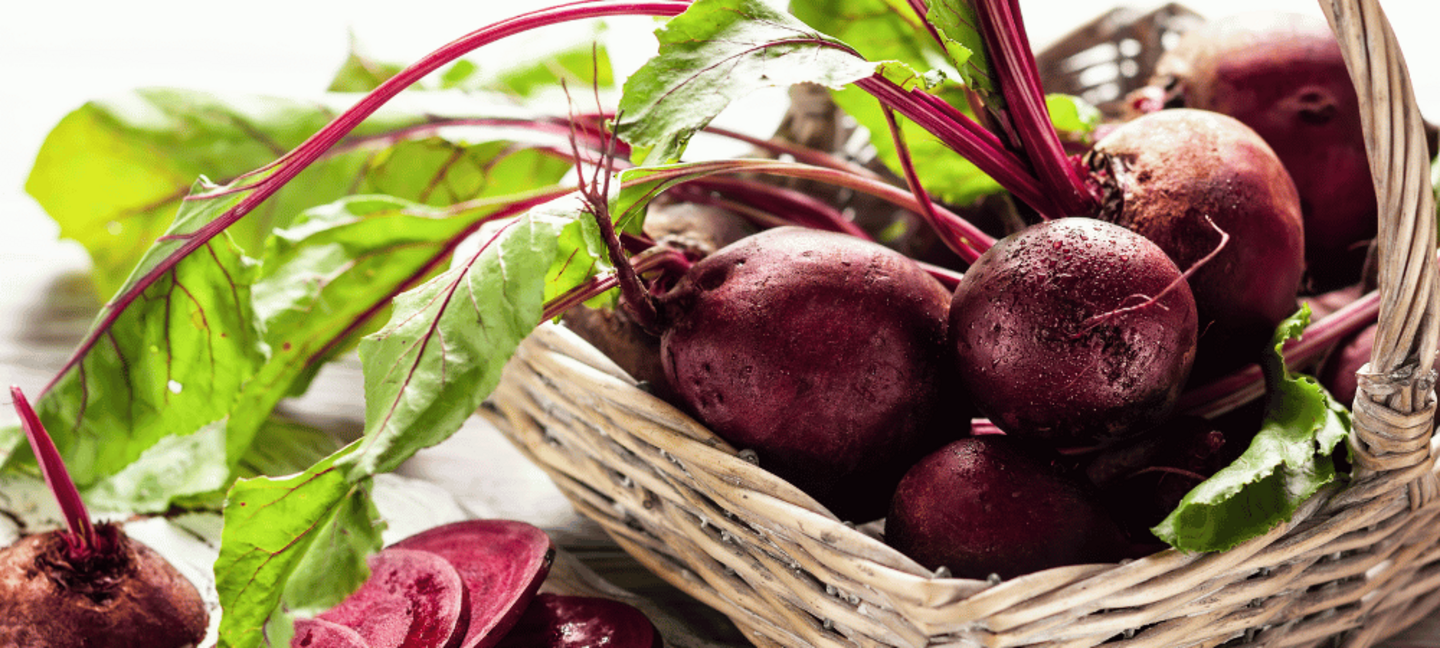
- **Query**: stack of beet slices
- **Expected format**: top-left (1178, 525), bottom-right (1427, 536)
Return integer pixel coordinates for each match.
top-left (292, 520), bottom-right (661, 648)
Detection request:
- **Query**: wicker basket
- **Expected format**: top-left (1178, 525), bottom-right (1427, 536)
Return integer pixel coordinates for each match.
top-left (482, 0), bottom-right (1440, 645)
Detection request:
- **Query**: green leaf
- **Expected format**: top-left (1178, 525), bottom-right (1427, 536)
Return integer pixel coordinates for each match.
top-left (615, 0), bottom-right (877, 165)
top-left (80, 420), bottom-right (231, 513)
top-left (342, 197), bottom-right (602, 479)
top-left (25, 89), bottom-right (565, 296)
top-left (214, 445), bottom-right (380, 648)
top-left (327, 37), bottom-right (406, 92)
top-left (1153, 306), bottom-right (1352, 552)
top-left (227, 174), bottom-right (572, 464)
top-left (923, 0), bottom-right (997, 98)
top-left (1045, 93), bottom-right (1101, 140)
top-left (235, 418), bottom-right (344, 479)
top-left (31, 184), bottom-right (268, 488)
top-left (831, 83), bottom-right (1003, 205)
top-left (789, 0), bottom-right (944, 73)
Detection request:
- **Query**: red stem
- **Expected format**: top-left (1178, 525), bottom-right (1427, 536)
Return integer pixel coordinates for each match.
top-left (971, 0), bottom-right (1097, 216)
top-left (854, 74), bottom-right (1058, 218)
top-left (11, 386), bottom-right (96, 555)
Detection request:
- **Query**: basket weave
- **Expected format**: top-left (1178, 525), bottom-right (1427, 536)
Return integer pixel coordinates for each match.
top-left (482, 0), bottom-right (1440, 645)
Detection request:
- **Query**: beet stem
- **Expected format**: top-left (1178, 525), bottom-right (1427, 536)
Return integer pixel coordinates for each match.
top-left (880, 105), bottom-right (981, 263)
top-left (10, 386), bottom-right (96, 555)
top-left (971, 0), bottom-right (1097, 216)
top-left (854, 74), bottom-right (1056, 218)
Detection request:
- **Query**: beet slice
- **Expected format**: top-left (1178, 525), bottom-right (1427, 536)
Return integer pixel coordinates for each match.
top-left (392, 520), bottom-right (555, 648)
top-left (319, 548), bottom-right (468, 648)
top-left (292, 617), bottom-right (369, 648)
top-left (494, 594), bottom-right (662, 648)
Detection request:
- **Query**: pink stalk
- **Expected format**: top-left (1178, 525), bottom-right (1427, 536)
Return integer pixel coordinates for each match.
top-left (880, 104), bottom-right (982, 261)
top-left (854, 74), bottom-right (1059, 218)
top-left (11, 386), bottom-right (97, 555)
top-left (971, 0), bottom-right (1096, 217)
top-left (43, 0), bottom-right (690, 396)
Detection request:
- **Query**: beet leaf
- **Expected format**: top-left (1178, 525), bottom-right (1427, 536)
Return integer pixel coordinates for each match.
top-left (215, 445), bottom-right (383, 648)
top-left (24, 90), bottom-right (507, 295)
top-left (1153, 306), bottom-right (1352, 552)
top-left (614, 0), bottom-right (879, 165)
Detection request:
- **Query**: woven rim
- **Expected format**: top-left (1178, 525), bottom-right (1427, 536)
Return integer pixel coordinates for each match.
top-left (484, 0), bottom-right (1440, 646)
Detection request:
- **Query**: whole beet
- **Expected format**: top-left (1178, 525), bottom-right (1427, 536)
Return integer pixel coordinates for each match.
top-left (658, 226), bottom-right (961, 522)
top-left (949, 218), bottom-right (1197, 446)
top-left (1152, 12), bottom-right (1373, 291)
top-left (0, 523), bottom-right (209, 648)
top-left (1091, 109), bottom-right (1305, 381)
top-left (886, 436), bottom-right (1130, 580)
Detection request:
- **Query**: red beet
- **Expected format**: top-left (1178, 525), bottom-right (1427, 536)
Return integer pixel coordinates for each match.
top-left (494, 594), bottom-right (662, 648)
top-left (0, 387), bottom-right (208, 648)
top-left (293, 618), bottom-right (369, 648)
top-left (1151, 12), bottom-right (1373, 291)
top-left (391, 520), bottom-right (554, 648)
top-left (885, 436), bottom-right (1130, 579)
top-left (657, 226), bottom-right (963, 521)
top-left (1091, 109), bottom-right (1306, 381)
top-left (318, 548), bottom-right (468, 648)
top-left (949, 217), bottom-right (1197, 446)
top-left (0, 525), bottom-right (210, 648)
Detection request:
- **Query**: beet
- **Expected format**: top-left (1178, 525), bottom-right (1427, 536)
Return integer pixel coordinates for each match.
top-left (391, 519), bottom-right (554, 648)
top-left (885, 436), bottom-right (1130, 580)
top-left (656, 226), bottom-right (963, 521)
top-left (293, 618), bottom-right (369, 648)
top-left (0, 524), bottom-right (209, 648)
top-left (318, 548), bottom-right (468, 648)
top-left (494, 594), bottom-right (662, 648)
top-left (1091, 108), bottom-right (1306, 380)
top-left (1085, 416), bottom-right (1235, 541)
top-left (1151, 12), bottom-right (1373, 292)
top-left (0, 387), bottom-right (208, 648)
top-left (949, 217), bottom-right (1197, 446)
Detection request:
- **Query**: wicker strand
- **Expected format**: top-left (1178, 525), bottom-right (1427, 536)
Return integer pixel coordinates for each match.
top-left (1320, 0), bottom-right (1440, 486)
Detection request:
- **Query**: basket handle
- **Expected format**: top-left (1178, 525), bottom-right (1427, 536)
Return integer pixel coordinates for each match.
top-left (1321, 0), bottom-right (1440, 483)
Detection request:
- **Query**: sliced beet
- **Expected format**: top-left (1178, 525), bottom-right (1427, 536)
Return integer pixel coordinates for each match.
top-left (292, 617), bottom-right (369, 648)
top-left (494, 594), bottom-right (662, 648)
top-left (391, 520), bottom-right (555, 648)
top-left (319, 548), bottom-right (468, 648)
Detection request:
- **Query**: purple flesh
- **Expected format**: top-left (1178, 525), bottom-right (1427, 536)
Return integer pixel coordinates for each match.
top-left (292, 618), bottom-right (370, 648)
top-left (391, 520), bottom-right (554, 648)
top-left (493, 594), bottom-right (661, 648)
top-left (319, 548), bottom-right (468, 648)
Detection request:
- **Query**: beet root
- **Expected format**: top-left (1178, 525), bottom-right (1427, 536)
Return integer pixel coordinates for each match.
top-left (391, 519), bottom-right (554, 648)
top-left (949, 217), bottom-right (1197, 446)
top-left (318, 548), bottom-right (468, 648)
top-left (1153, 12), bottom-right (1373, 292)
top-left (657, 226), bottom-right (963, 522)
top-left (1091, 108), bottom-right (1305, 381)
top-left (885, 437), bottom-right (1130, 580)
top-left (494, 594), bottom-right (662, 648)
top-left (0, 523), bottom-right (208, 648)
